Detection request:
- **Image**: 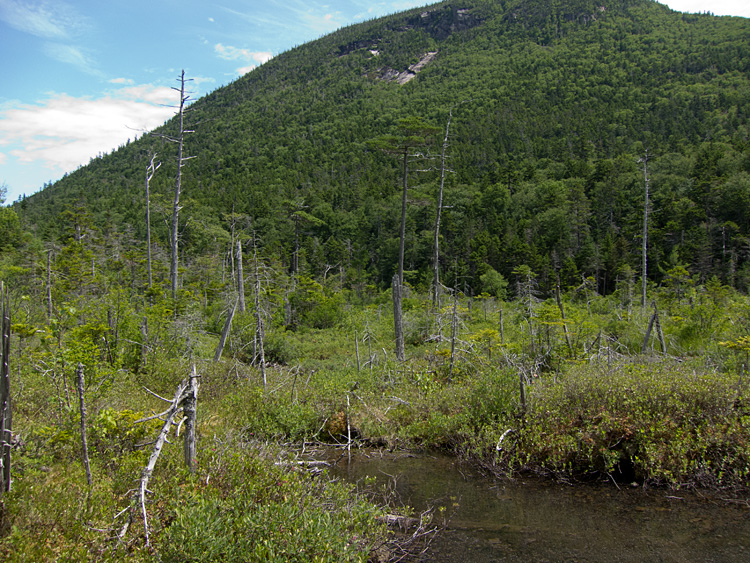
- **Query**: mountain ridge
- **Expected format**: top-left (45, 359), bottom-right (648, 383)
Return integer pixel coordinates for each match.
top-left (13, 0), bottom-right (750, 295)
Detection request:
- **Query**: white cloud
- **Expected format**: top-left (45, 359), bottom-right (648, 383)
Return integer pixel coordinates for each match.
top-left (0, 85), bottom-right (176, 176)
top-left (215, 44), bottom-right (274, 74)
top-left (214, 43), bottom-right (273, 64)
top-left (190, 75), bottom-right (216, 86)
top-left (661, 1), bottom-right (750, 17)
top-left (109, 77), bottom-right (134, 85)
top-left (0, 0), bottom-right (86, 39)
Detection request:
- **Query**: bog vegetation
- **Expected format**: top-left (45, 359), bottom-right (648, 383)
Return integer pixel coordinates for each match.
top-left (1, 0), bottom-right (750, 560)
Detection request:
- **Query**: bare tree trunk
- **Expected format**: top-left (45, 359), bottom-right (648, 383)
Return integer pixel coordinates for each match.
top-left (237, 239), bottom-right (246, 313)
top-left (367, 330), bottom-right (373, 374)
top-left (642, 313), bottom-right (655, 354)
top-left (229, 205), bottom-right (236, 289)
top-left (393, 274), bottom-right (405, 361)
top-left (448, 289), bottom-right (458, 381)
top-left (145, 153), bottom-right (160, 292)
top-left (641, 150), bottom-right (650, 308)
top-left (253, 234), bottom-right (267, 387)
top-left (214, 296), bottom-right (238, 362)
top-left (182, 365), bottom-right (198, 472)
top-left (140, 316), bottom-right (148, 370)
top-left (46, 250), bottom-right (53, 320)
top-left (75, 363), bottom-right (92, 486)
top-left (432, 109), bottom-right (453, 308)
top-left (0, 283), bottom-right (11, 495)
top-left (555, 278), bottom-right (573, 357)
top-left (398, 149), bottom-right (408, 286)
top-left (641, 301), bottom-right (666, 354)
top-left (170, 71), bottom-right (193, 301)
top-left (499, 303), bottom-right (504, 345)
top-left (293, 214), bottom-right (299, 276)
top-left (655, 306), bottom-right (667, 354)
top-left (355, 329), bottom-right (360, 372)
top-left (392, 148), bottom-right (410, 362)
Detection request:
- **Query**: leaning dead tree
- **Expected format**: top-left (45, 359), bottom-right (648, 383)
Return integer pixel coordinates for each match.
top-left (115, 367), bottom-right (199, 547)
top-left (0, 282), bottom-right (11, 497)
top-left (214, 296), bottom-right (239, 362)
top-left (642, 300), bottom-right (667, 354)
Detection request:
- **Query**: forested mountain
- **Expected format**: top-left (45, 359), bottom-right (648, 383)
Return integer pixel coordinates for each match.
top-left (14, 0), bottom-right (750, 297)
top-left (4, 4), bottom-right (750, 555)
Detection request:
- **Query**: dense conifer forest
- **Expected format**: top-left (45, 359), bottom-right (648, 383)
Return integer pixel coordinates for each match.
top-left (1, 0), bottom-right (749, 560)
top-left (13, 0), bottom-right (750, 296)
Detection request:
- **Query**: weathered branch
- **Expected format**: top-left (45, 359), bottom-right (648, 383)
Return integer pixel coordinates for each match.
top-left (115, 369), bottom-right (199, 546)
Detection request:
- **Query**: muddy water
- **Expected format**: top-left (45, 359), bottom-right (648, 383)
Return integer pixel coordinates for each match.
top-left (327, 450), bottom-right (750, 562)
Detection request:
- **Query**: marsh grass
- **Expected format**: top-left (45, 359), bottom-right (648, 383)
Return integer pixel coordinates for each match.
top-left (5, 286), bottom-right (750, 560)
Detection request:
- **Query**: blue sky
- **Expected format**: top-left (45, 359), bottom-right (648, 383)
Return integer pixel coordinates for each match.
top-left (0, 0), bottom-right (748, 203)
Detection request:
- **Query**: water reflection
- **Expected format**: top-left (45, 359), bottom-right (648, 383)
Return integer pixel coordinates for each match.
top-left (328, 450), bottom-right (750, 562)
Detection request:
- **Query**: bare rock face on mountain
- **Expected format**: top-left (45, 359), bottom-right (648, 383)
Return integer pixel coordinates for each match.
top-left (407, 5), bottom-right (485, 40)
top-left (379, 51), bottom-right (439, 84)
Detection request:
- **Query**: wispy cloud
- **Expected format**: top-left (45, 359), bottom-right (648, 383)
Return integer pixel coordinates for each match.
top-left (300, 10), bottom-right (345, 35)
top-left (42, 42), bottom-right (100, 74)
top-left (0, 0), bottom-right (86, 39)
top-left (0, 85), bottom-right (176, 177)
top-left (0, 0), bottom-right (100, 76)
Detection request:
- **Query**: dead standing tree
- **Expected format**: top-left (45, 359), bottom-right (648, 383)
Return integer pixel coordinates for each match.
top-left (430, 103), bottom-right (471, 309)
top-left (167, 70), bottom-right (195, 301)
top-left (237, 239), bottom-right (246, 313)
top-left (368, 117), bottom-right (440, 361)
top-left (432, 109), bottom-right (454, 309)
top-left (75, 363), bottom-right (92, 487)
top-left (145, 153), bottom-right (160, 293)
top-left (0, 282), bottom-right (11, 499)
top-left (252, 233), bottom-right (267, 387)
top-left (640, 149), bottom-right (651, 308)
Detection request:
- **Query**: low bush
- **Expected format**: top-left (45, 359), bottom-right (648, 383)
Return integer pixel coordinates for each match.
top-left (504, 358), bottom-right (750, 487)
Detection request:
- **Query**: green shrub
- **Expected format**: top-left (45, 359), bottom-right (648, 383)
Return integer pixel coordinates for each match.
top-left (159, 443), bottom-right (386, 563)
top-left (511, 359), bottom-right (750, 486)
